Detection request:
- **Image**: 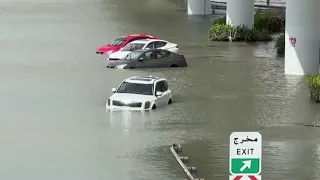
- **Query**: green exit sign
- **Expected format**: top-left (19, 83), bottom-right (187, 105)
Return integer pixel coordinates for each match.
top-left (229, 132), bottom-right (262, 177)
top-left (231, 158), bottom-right (260, 174)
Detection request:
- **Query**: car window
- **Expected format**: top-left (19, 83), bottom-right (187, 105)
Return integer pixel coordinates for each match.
top-left (141, 51), bottom-right (153, 60)
top-left (145, 42), bottom-right (155, 49)
top-left (150, 52), bottom-right (158, 59)
top-left (123, 51), bottom-right (143, 61)
top-left (162, 81), bottom-right (168, 91)
top-left (155, 51), bottom-right (163, 59)
top-left (117, 82), bottom-right (153, 95)
top-left (155, 81), bottom-right (166, 92)
top-left (154, 41), bottom-right (167, 48)
top-left (122, 43), bottom-right (145, 51)
top-left (156, 51), bottom-right (170, 58)
top-left (109, 37), bottom-right (127, 46)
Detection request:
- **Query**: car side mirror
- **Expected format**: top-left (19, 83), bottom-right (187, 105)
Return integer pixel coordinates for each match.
top-left (111, 88), bottom-right (116, 92)
top-left (156, 91), bottom-right (162, 96)
top-left (138, 57), bottom-right (144, 61)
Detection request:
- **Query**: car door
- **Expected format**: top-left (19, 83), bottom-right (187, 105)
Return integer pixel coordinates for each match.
top-left (161, 80), bottom-right (171, 103)
top-left (153, 50), bottom-right (172, 68)
top-left (135, 51), bottom-right (156, 68)
top-left (154, 81), bottom-right (166, 106)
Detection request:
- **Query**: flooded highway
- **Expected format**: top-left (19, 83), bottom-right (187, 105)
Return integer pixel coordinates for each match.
top-left (1, 0), bottom-right (320, 179)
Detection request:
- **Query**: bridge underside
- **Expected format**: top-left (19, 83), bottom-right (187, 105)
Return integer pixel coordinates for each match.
top-left (187, 0), bottom-right (320, 75)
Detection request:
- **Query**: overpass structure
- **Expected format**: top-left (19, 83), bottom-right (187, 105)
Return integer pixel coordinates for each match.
top-left (188, 0), bottom-right (319, 75)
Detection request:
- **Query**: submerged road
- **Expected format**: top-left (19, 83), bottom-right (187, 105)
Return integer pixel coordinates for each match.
top-left (0, 0), bottom-right (319, 179)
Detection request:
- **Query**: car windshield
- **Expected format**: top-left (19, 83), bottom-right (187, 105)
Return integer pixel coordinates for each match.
top-left (122, 43), bottom-right (145, 51)
top-left (116, 82), bottom-right (153, 95)
top-left (109, 37), bottom-right (126, 46)
top-left (123, 51), bottom-right (143, 61)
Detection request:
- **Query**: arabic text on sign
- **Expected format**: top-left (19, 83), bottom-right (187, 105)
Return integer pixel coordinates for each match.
top-left (234, 136), bottom-right (258, 145)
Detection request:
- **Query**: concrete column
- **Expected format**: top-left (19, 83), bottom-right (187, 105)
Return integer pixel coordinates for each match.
top-left (285, 0), bottom-right (319, 75)
top-left (187, 0), bottom-right (211, 15)
top-left (226, 0), bottom-right (254, 28)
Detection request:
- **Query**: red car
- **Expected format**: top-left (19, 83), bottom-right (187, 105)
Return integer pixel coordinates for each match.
top-left (96, 34), bottom-right (158, 54)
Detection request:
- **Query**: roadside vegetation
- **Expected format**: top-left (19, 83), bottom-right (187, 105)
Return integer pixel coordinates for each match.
top-left (209, 10), bottom-right (285, 42)
top-left (274, 34), bottom-right (285, 56)
top-left (308, 74), bottom-right (320, 102)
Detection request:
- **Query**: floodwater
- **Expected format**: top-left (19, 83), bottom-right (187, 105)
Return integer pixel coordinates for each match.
top-left (0, 0), bottom-right (320, 180)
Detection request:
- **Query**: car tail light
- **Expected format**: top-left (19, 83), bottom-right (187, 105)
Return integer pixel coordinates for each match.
top-left (180, 55), bottom-right (186, 61)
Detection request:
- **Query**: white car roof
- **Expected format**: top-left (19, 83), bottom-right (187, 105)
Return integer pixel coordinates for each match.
top-left (124, 76), bottom-right (166, 84)
top-left (129, 39), bottom-right (169, 44)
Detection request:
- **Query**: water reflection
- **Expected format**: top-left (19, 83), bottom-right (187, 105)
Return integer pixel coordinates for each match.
top-left (108, 110), bottom-right (154, 133)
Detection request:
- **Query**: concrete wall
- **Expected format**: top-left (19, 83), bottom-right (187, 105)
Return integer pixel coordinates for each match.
top-left (284, 0), bottom-right (319, 75)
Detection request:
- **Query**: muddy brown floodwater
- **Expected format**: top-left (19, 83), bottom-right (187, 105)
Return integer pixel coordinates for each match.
top-left (0, 0), bottom-right (320, 179)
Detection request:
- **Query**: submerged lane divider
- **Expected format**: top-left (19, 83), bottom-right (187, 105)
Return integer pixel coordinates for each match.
top-left (170, 144), bottom-right (204, 180)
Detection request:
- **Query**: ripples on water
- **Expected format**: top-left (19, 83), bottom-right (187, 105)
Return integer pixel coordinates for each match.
top-left (0, 0), bottom-right (320, 180)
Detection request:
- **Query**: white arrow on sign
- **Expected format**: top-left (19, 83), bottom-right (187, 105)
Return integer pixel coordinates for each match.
top-left (240, 160), bottom-right (251, 172)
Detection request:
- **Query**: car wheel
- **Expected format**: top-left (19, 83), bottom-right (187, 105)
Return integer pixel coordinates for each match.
top-left (152, 105), bottom-right (156, 109)
top-left (168, 99), bottom-right (172, 104)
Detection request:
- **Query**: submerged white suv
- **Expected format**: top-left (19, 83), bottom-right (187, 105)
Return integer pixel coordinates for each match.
top-left (106, 76), bottom-right (172, 110)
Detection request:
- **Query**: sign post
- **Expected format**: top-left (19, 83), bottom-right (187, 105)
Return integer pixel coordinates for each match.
top-left (229, 132), bottom-right (262, 180)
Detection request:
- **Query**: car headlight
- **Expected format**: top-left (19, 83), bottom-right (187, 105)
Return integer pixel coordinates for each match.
top-left (144, 101), bottom-right (150, 109)
top-left (104, 51), bottom-right (114, 58)
top-left (107, 99), bottom-right (111, 106)
top-left (115, 64), bottom-right (127, 69)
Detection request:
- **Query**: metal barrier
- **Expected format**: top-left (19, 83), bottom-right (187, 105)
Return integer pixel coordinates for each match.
top-left (170, 144), bottom-right (204, 180)
top-left (211, 0), bottom-right (285, 11)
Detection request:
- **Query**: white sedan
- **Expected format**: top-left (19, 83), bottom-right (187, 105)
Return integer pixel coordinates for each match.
top-left (106, 76), bottom-right (173, 110)
top-left (107, 39), bottom-right (179, 60)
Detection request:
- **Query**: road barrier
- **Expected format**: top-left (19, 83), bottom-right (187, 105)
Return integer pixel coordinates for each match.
top-left (211, 0), bottom-right (285, 12)
top-left (170, 144), bottom-right (204, 180)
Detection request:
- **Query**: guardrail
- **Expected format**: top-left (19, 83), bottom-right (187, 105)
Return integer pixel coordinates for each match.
top-left (170, 144), bottom-right (204, 180)
top-left (211, 0), bottom-right (285, 11)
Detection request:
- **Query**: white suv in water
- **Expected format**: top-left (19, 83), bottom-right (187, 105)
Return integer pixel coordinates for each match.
top-left (106, 76), bottom-right (172, 110)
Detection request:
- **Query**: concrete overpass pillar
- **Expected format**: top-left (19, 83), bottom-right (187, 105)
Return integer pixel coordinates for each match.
top-left (285, 0), bottom-right (320, 75)
top-left (226, 0), bottom-right (254, 28)
top-left (187, 0), bottom-right (211, 15)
